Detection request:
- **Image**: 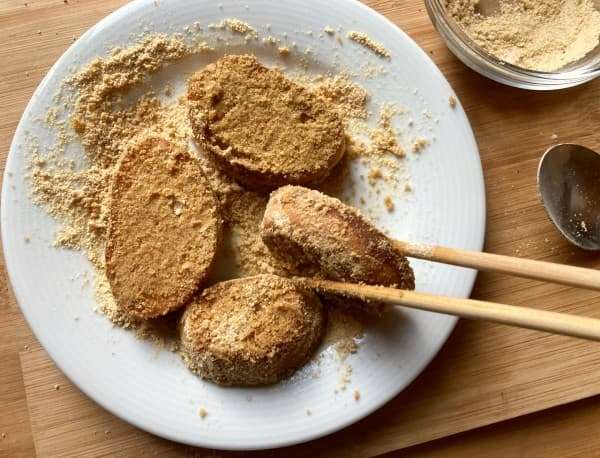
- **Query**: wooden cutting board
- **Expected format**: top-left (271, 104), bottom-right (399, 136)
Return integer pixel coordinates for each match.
top-left (2, 0), bottom-right (600, 456)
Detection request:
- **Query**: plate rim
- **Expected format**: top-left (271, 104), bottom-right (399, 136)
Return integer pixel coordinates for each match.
top-left (1, 0), bottom-right (486, 450)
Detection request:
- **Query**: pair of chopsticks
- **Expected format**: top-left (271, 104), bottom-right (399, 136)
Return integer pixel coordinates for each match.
top-left (301, 241), bottom-right (600, 341)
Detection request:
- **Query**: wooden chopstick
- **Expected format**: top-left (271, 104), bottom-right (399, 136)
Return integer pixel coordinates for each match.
top-left (394, 241), bottom-right (600, 292)
top-left (300, 278), bottom-right (600, 342)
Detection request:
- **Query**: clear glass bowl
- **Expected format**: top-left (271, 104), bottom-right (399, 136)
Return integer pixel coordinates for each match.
top-left (424, 0), bottom-right (600, 90)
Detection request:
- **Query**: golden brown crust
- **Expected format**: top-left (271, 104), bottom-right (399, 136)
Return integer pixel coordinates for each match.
top-left (187, 55), bottom-right (345, 190)
top-left (179, 275), bottom-right (325, 386)
top-left (261, 186), bottom-right (415, 290)
top-left (106, 137), bottom-right (222, 320)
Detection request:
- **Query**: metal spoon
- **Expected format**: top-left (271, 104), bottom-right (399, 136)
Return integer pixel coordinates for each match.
top-left (537, 144), bottom-right (600, 251)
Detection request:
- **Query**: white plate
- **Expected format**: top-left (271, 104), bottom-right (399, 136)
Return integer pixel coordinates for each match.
top-left (1, 0), bottom-right (485, 450)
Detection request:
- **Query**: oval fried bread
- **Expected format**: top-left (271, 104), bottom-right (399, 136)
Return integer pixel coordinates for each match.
top-left (187, 55), bottom-right (345, 190)
top-left (106, 137), bottom-right (221, 320)
top-left (179, 274), bottom-right (325, 386)
top-left (261, 186), bottom-right (415, 291)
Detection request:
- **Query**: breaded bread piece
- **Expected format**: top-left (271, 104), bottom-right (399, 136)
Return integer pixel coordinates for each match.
top-left (106, 137), bottom-right (221, 320)
top-left (261, 186), bottom-right (415, 290)
top-left (179, 275), bottom-right (325, 386)
top-left (187, 55), bottom-right (345, 190)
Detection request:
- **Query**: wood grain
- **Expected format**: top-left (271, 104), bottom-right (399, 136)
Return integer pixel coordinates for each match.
top-left (402, 395), bottom-right (600, 457)
top-left (2, 0), bottom-right (600, 456)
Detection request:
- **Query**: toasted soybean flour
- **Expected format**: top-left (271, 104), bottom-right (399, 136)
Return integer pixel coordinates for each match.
top-left (445, 0), bottom-right (600, 71)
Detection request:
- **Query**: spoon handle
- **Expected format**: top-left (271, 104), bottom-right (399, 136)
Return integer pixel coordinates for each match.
top-left (302, 278), bottom-right (600, 342)
top-left (394, 241), bottom-right (600, 291)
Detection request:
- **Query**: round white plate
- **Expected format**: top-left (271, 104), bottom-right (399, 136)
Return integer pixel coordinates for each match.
top-left (1, 0), bottom-right (485, 450)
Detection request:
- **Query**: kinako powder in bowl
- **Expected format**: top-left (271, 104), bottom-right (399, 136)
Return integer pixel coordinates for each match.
top-left (443, 0), bottom-right (600, 72)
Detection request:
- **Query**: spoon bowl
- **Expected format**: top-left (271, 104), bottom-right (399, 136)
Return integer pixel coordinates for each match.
top-left (538, 144), bottom-right (600, 251)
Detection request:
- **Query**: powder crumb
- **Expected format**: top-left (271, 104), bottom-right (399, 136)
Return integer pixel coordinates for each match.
top-left (24, 235), bottom-right (31, 243)
top-left (448, 95), bottom-right (457, 108)
top-left (551, 133), bottom-right (558, 140)
top-left (347, 31), bottom-right (390, 58)
top-left (53, 384), bottom-right (60, 391)
top-left (368, 168), bottom-right (383, 185)
top-left (370, 105), bottom-right (405, 158)
top-left (24, 345), bottom-right (29, 350)
top-left (1, 433), bottom-right (5, 440)
top-left (413, 137), bottom-right (429, 153)
top-left (104, 429), bottom-right (111, 435)
top-left (445, 0), bottom-right (600, 71)
top-left (306, 409), bottom-right (312, 416)
top-left (278, 46), bottom-right (290, 56)
top-left (199, 407), bottom-right (208, 419)
top-left (215, 18), bottom-right (258, 40)
top-left (312, 75), bottom-right (369, 121)
top-left (324, 26), bottom-right (335, 35)
top-left (384, 196), bottom-right (395, 212)
top-left (336, 364), bottom-right (353, 391)
top-left (404, 182), bottom-right (413, 192)
top-left (323, 307), bottom-right (366, 361)
top-left (353, 389), bottom-right (360, 401)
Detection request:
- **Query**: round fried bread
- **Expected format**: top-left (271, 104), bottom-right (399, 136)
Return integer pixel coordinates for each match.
top-left (106, 137), bottom-right (221, 320)
top-left (261, 186), bottom-right (415, 291)
top-left (179, 275), bottom-right (325, 386)
top-left (187, 55), bottom-right (345, 190)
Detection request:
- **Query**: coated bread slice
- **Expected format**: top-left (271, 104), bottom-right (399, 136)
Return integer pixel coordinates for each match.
top-left (179, 275), bottom-right (325, 386)
top-left (261, 186), bottom-right (415, 309)
top-left (187, 55), bottom-right (345, 190)
top-left (106, 137), bottom-right (222, 319)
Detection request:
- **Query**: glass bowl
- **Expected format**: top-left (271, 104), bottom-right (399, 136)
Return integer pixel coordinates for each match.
top-left (424, 0), bottom-right (600, 90)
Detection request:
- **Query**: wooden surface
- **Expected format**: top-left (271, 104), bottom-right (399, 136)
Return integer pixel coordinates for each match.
top-left (2, 0), bottom-right (600, 456)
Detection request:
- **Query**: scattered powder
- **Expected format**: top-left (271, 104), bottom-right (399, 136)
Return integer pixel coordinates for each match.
top-left (212, 18), bottom-right (258, 40)
top-left (219, 190), bottom-right (286, 278)
top-left (335, 363), bottom-right (353, 392)
top-left (413, 137), bottom-right (429, 153)
top-left (312, 74), bottom-right (369, 121)
top-left (383, 196), bottom-right (395, 212)
top-left (347, 31), bottom-right (391, 58)
top-left (445, 0), bottom-right (600, 71)
top-left (368, 168), bottom-right (383, 185)
top-left (323, 307), bottom-right (366, 360)
top-left (370, 105), bottom-right (405, 158)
